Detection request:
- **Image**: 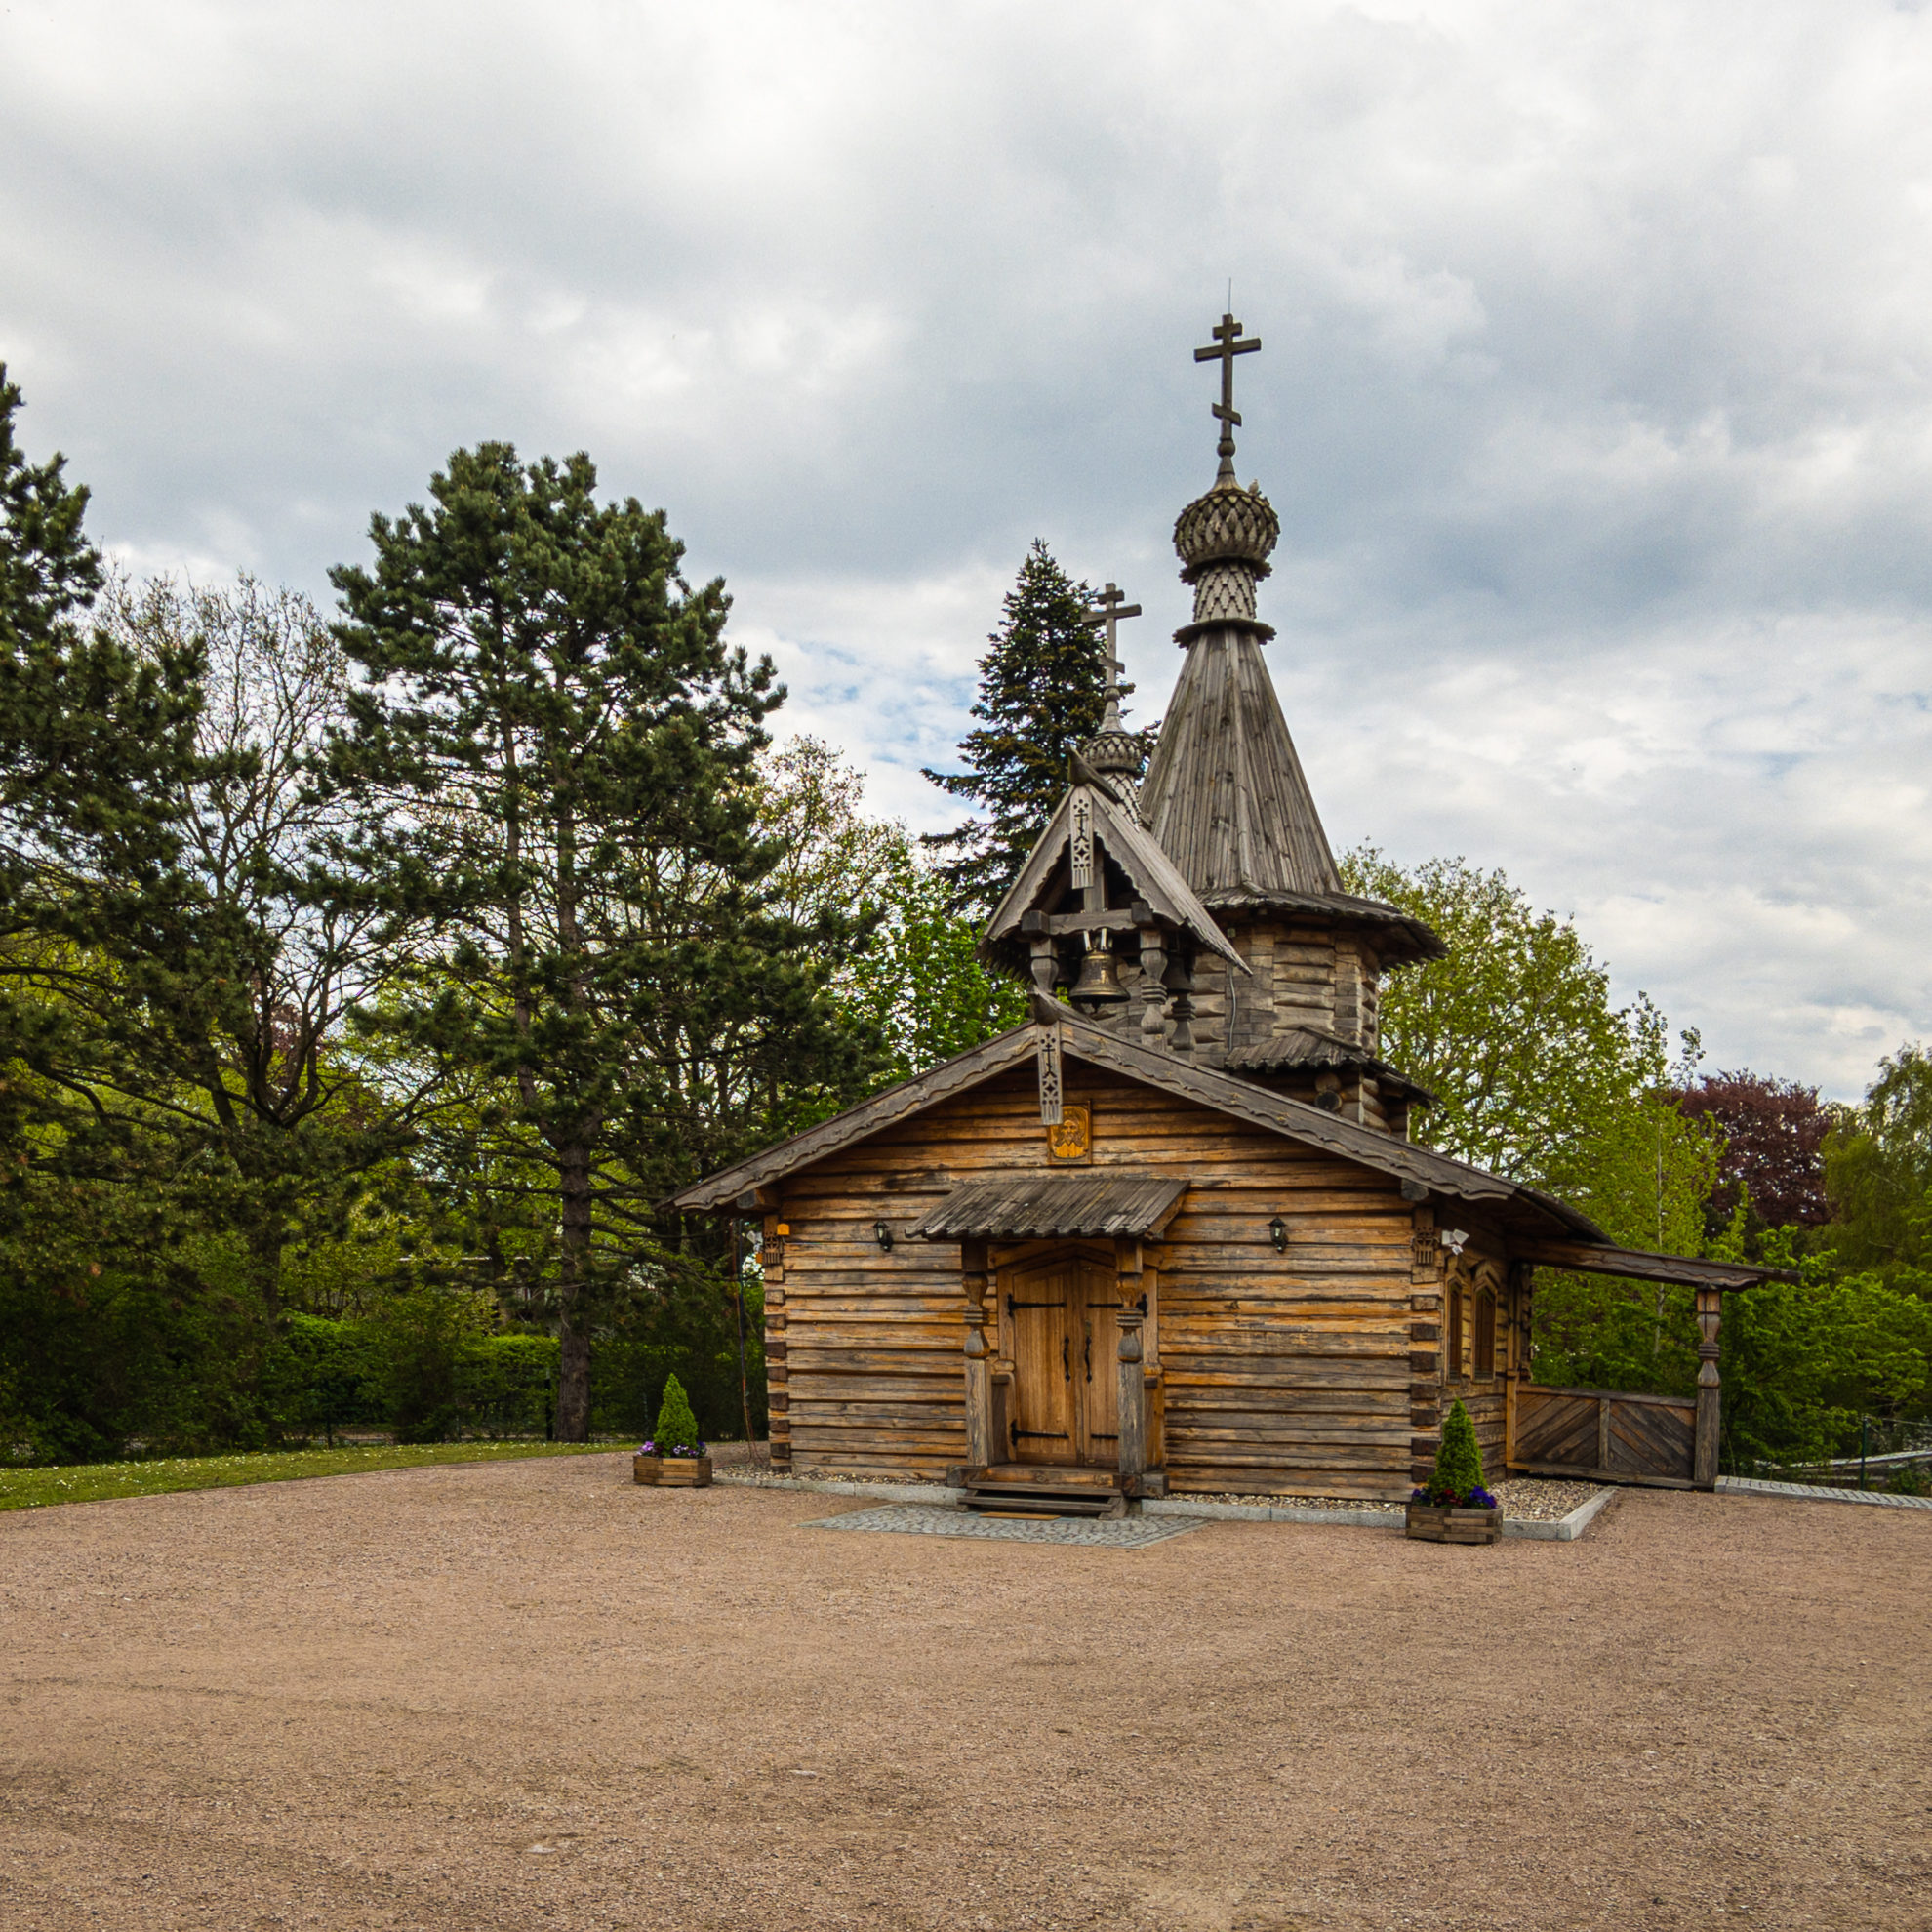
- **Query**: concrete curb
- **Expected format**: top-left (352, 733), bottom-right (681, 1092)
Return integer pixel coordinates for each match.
top-left (1500, 1486), bottom-right (1619, 1541)
top-left (1718, 1474), bottom-right (1932, 1510)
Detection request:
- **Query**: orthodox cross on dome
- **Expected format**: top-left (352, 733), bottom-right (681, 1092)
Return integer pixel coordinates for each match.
top-left (1083, 581), bottom-right (1141, 732)
top-left (1194, 311), bottom-right (1261, 485)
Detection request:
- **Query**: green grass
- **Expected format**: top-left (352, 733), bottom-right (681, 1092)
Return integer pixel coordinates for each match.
top-left (0, 1440), bottom-right (617, 1511)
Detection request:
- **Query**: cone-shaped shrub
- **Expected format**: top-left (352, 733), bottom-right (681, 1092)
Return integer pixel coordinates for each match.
top-left (1429, 1398), bottom-right (1486, 1504)
top-left (654, 1374), bottom-right (702, 1456)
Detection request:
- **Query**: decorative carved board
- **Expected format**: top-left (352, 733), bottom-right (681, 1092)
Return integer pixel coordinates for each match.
top-left (1509, 1384), bottom-right (1695, 1488)
top-left (1001, 1250), bottom-right (1119, 1469)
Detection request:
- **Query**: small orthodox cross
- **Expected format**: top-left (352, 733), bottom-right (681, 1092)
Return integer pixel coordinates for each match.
top-left (1085, 582), bottom-right (1141, 728)
top-left (1194, 311), bottom-right (1261, 482)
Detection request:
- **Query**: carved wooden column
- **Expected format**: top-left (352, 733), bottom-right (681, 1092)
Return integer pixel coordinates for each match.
top-left (1115, 1237), bottom-right (1147, 1492)
top-left (961, 1237), bottom-right (995, 1474)
top-left (1694, 1286), bottom-right (1722, 1491)
top-left (1137, 930), bottom-right (1168, 1045)
top-left (1164, 953), bottom-right (1195, 1056)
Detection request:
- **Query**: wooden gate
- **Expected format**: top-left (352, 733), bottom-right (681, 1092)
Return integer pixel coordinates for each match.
top-left (1509, 1384), bottom-right (1700, 1489)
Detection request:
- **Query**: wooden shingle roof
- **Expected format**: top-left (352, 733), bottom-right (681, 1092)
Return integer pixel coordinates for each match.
top-left (1139, 629), bottom-right (1340, 899)
top-left (906, 1174), bottom-right (1187, 1241)
top-left (1136, 631), bottom-right (1443, 965)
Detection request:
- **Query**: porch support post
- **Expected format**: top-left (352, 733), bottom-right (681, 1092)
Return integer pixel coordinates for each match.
top-left (1115, 1236), bottom-right (1147, 1492)
top-left (1694, 1286), bottom-right (1722, 1491)
top-left (961, 1237), bottom-right (995, 1474)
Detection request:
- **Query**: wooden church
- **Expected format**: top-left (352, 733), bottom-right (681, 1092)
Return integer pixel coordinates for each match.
top-left (676, 316), bottom-right (1777, 1509)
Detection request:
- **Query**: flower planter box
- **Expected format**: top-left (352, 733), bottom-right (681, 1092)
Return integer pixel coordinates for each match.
top-left (658, 1454), bottom-right (712, 1489)
top-left (632, 1454), bottom-right (663, 1486)
top-left (1405, 1501), bottom-right (1503, 1546)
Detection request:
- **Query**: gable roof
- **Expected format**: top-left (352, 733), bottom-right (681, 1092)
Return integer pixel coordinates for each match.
top-left (980, 781), bottom-right (1248, 978)
top-left (672, 1003), bottom-right (1605, 1242)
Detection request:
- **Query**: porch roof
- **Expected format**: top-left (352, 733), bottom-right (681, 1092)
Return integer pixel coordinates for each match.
top-left (906, 1173), bottom-right (1188, 1242)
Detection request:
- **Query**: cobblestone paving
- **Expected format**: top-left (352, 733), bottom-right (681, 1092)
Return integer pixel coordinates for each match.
top-left (807, 1503), bottom-right (1210, 1547)
top-left (1719, 1474), bottom-right (1932, 1509)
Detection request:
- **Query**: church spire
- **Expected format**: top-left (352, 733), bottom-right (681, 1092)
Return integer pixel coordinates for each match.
top-left (1140, 312), bottom-right (1344, 901)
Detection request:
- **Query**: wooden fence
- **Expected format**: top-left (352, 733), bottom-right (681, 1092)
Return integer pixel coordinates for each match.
top-left (1508, 1382), bottom-right (1711, 1491)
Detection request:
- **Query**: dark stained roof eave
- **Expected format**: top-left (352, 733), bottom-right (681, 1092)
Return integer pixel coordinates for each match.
top-left (1197, 887), bottom-right (1447, 964)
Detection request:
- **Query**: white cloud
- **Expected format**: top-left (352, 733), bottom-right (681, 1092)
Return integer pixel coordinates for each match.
top-left (3, 0), bottom-right (1929, 1097)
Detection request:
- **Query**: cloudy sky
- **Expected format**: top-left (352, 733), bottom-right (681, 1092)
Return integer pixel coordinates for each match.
top-left (3, 0), bottom-right (1928, 1098)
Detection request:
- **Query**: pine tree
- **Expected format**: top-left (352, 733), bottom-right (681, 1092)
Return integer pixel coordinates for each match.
top-left (324, 443), bottom-right (880, 1442)
top-left (653, 1371), bottom-right (701, 1454)
top-left (1429, 1398), bottom-right (1487, 1504)
top-left (921, 542), bottom-right (1151, 915)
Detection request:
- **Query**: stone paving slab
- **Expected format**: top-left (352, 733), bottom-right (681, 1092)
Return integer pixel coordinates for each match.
top-left (1719, 1474), bottom-right (1932, 1509)
top-left (805, 1503), bottom-right (1211, 1548)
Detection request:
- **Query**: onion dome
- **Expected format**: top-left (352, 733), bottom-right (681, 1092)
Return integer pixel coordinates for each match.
top-left (1172, 478), bottom-right (1280, 584)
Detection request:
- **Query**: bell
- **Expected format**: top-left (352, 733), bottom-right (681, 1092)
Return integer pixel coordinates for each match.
top-left (1069, 929), bottom-right (1129, 1012)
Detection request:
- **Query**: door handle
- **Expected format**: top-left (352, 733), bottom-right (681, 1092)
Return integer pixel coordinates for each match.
top-left (1084, 1330), bottom-right (1092, 1380)
top-left (1062, 1335), bottom-right (1070, 1381)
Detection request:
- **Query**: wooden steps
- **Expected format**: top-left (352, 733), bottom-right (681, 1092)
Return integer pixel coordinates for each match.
top-left (961, 1464), bottom-right (1128, 1519)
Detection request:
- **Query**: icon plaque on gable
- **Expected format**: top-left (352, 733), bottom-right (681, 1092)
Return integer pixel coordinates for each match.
top-left (1046, 1103), bottom-right (1092, 1164)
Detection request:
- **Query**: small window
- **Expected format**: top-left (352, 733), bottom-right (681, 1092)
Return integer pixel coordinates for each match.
top-left (1475, 1286), bottom-right (1496, 1379)
top-left (1446, 1289), bottom-right (1465, 1381)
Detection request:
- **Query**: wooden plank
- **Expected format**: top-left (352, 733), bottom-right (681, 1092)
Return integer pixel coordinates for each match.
top-left (1515, 1382), bottom-right (1700, 1414)
top-left (1165, 1361), bottom-right (1411, 1390)
top-left (1509, 1457), bottom-right (1696, 1492)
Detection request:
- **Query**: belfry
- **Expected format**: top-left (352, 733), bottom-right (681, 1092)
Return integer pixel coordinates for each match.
top-left (674, 315), bottom-right (1780, 1511)
top-left (983, 314), bottom-right (1440, 1134)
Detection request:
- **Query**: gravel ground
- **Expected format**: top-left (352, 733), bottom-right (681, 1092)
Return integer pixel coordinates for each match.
top-left (4, 1452), bottom-right (1926, 1931)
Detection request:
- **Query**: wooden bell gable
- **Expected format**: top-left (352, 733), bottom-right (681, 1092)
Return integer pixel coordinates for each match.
top-left (979, 772), bottom-right (1249, 1052)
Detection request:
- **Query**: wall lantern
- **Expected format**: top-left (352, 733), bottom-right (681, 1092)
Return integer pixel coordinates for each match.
top-left (874, 1220), bottom-right (894, 1252)
top-left (1268, 1216), bottom-right (1289, 1253)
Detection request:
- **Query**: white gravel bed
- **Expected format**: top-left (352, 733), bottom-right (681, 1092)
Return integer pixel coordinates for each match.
top-left (1167, 1478), bottom-right (1602, 1521)
top-left (1494, 1477), bottom-right (1602, 1520)
top-left (723, 1468), bottom-right (1604, 1524)
top-left (721, 1468), bottom-right (939, 1489)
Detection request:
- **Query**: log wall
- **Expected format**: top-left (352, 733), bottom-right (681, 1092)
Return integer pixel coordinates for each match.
top-left (768, 1061), bottom-right (1456, 1499)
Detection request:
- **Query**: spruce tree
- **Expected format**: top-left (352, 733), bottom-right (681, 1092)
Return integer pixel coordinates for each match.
top-left (324, 443), bottom-right (879, 1442)
top-left (1429, 1398), bottom-right (1487, 1504)
top-left (653, 1372), bottom-right (701, 1454)
top-left (921, 541), bottom-right (1151, 915)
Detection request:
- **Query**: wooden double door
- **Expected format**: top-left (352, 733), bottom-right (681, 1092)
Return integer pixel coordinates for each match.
top-left (1002, 1250), bottom-right (1120, 1468)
